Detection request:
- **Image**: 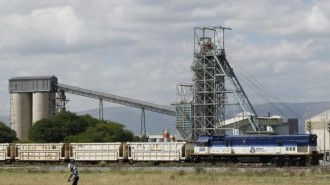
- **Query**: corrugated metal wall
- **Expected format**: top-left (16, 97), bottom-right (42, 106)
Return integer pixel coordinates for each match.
top-left (9, 76), bottom-right (58, 92)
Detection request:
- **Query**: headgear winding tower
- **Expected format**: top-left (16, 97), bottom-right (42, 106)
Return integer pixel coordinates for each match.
top-left (191, 27), bottom-right (261, 140)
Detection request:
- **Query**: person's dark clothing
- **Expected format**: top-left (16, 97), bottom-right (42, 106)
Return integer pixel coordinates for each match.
top-left (68, 163), bottom-right (79, 185)
top-left (72, 176), bottom-right (79, 185)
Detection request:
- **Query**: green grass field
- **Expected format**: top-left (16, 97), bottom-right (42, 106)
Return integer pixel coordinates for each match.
top-left (0, 167), bottom-right (330, 185)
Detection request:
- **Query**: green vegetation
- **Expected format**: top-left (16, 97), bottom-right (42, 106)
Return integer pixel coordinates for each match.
top-left (28, 112), bottom-right (135, 142)
top-left (0, 167), bottom-right (330, 185)
top-left (0, 121), bottom-right (17, 143)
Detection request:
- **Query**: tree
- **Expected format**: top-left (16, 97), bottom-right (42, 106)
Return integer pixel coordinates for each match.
top-left (64, 121), bottom-right (134, 142)
top-left (0, 121), bottom-right (17, 143)
top-left (80, 114), bottom-right (99, 127)
top-left (29, 111), bottom-right (135, 143)
top-left (29, 112), bottom-right (90, 142)
top-left (51, 111), bottom-right (89, 135)
top-left (29, 119), bottom-right (66, 142)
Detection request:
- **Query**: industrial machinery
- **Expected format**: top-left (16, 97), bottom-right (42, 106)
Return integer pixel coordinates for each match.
top-left (176, 27), bottom-right (263, 141)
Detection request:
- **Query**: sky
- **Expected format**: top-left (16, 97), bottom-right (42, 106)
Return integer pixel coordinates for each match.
top-left (1, 0), bottom-right (330, 116)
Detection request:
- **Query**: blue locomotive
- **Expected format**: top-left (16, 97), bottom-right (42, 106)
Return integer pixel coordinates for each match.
top-left (193, 134), bottom-right (319, 166)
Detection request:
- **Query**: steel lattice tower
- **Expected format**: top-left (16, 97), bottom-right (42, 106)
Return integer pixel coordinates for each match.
top-left (191, 27), bottom-right (261, 140)
top-left (175, 84), bottom-right (194, 139)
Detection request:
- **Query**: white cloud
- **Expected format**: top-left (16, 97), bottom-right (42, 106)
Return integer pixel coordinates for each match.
top-left (0, 0), bottom-right (330, 116)
top-left (306, 6), bottom-right (330, 33)
top-left (0, 6), bottom-right (84, 53)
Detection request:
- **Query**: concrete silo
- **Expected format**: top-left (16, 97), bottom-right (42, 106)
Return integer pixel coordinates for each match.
top-left (11, 93), bottom-right (32, 140)
top-left (9, 76), bottom-right (58, 140)
top-left (32, 92), bottom-right (56, 124)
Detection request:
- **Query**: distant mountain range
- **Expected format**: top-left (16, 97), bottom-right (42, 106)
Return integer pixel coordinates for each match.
top-left (2, 102), bottom-right (330, 135)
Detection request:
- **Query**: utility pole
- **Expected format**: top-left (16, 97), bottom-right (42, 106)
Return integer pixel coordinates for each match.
top-left (140, 108), bottom-right (146, 138)
top-left (99, 98), bottom-right (103, 120)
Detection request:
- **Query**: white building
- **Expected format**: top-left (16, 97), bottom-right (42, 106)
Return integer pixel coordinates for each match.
top-left (305, 110), bottom-right (330, 155)
top-left (223, 113), bottom-right (285, 135)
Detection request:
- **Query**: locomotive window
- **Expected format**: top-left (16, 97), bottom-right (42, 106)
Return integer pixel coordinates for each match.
top-left (293, 147), bottom-right (295, 151)
top-left (310, 135), bottom-right (317, 144)
top-left (286, 147), bottom-right (289, 151)
top-left (197, 142), bottom-right (206, 147)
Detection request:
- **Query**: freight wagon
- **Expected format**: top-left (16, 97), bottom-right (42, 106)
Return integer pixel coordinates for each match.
top-left (14, 143), bottom-right (65, 161)
top-left (127, 142), bottom-right (186, 162)
top-left (69, 143), bottom-right (124, 162)
top-left (0, 143), bottom-right (10, 163)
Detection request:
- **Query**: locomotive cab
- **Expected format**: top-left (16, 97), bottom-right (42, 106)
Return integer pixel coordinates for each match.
top-left (194, 136), bottom-right (211, 155)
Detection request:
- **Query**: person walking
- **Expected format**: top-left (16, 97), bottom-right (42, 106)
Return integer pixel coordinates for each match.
top-left (68, 162), bottom-right (79, 185)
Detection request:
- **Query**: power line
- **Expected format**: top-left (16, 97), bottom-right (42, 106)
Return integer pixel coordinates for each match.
top-left (227, 55), bottom-right (302, 119)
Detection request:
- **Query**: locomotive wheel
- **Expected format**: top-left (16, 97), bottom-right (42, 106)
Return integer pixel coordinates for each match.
top-left (305, 158), bottom-right (310, 166)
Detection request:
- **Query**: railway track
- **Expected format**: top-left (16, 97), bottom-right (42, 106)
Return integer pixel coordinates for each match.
top-left (0, 163), bottom-right (323, 172)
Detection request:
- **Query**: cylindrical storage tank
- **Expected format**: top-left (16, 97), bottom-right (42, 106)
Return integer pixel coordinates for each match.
top-left (32, 92), bottom-right (55, 124)
top-left (163, 129), bottom-right (170, 139)
top-left (12, 93), bottom-right (32, 140)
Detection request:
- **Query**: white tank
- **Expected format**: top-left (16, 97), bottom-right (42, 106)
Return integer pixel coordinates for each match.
top-left (32, 92), bottom-right (55, 124)
top-left (12, 93), bottom-right (32, 140)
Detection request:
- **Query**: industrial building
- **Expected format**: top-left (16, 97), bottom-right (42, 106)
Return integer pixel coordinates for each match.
top-left (9, 76), bottom-right (57, 140)
top-left (305, 110), bottom-right (330, 159)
